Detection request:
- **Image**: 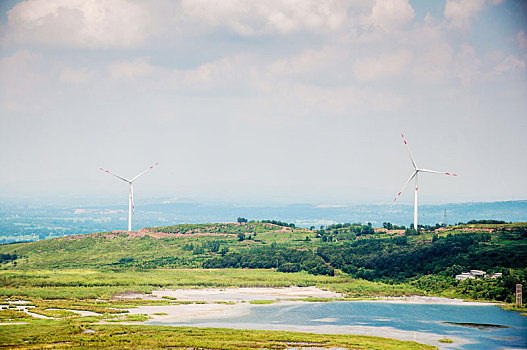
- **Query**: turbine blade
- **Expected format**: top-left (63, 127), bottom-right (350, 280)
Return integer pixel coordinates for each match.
top-left (394, 171), bottom-right (417, 202)
top-left (99, 168), bottom-right (130, 182)
top-left (401, 134), bottom-right (417, 169)
top-left (130, 162), bottom-right (159, 182)
top-left (420, 168), bottom-right (458, 176)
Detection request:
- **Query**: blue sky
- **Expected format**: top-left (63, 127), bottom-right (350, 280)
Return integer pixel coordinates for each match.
top-left (0, 0), bottom-right (526, 205)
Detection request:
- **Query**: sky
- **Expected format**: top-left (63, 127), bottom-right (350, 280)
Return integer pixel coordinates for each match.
top-left (0, 0), bottom-right (526, 206)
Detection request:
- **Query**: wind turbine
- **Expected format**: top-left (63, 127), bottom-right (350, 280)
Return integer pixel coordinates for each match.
top-left (394, 134), bottom-right (457, 231)
top-left (99, 163), bottom-right (158, 231)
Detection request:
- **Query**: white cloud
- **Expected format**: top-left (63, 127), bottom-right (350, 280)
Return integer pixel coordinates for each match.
top-left (444, 0), bottom-right (485, 28)
top-left (494, 55), bottom-right (526, 73)
top-left (109, 59), bottom-right (156, 80)
top-left (59, 67), bottom-right (94, 84)
top-left (177, 0), bottom-right (352, 35)
top-left (412, 42), bottom-right (454, 83)
top-left (353, 50), bottom-right (412, 82)
top-left (5, 0), bottom-right (158, 49)
top-left (267, 47), bottom-right (340, 79)
top-left (408, 18), bottom-right (454, 83)
top-left (106, 55), bottom-right (258, 95)
top-left (452, 43), bottom-right (483, 84)
top-left (361, 0), bottom-right (415, 31)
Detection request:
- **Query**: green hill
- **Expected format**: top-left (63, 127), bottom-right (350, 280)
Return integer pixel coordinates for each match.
top-left (0, 221), bottom-right (313, 269)
top-left (1, 220), bottom-right (526, 303)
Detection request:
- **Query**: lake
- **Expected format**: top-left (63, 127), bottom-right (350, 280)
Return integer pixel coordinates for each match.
top-left (147, 301), bottom-right (527, 349)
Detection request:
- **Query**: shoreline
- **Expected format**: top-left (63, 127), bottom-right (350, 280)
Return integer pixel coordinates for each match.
top-left (142, 322), bottom-right (472, 349)
top-left (367, 295), bottom-right (502, 306)
top-left (117, 286), bottom-right (502, 306)
top-left (111, 287), bottom-right (516, 349)
top-left (117, 287), bottom-right (502, 325)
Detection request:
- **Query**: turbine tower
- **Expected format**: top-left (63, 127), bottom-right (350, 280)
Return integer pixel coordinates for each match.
top-left (394, 134), bottom-right (457, 231)
top-left (99, 163), bottom-right (158, 231)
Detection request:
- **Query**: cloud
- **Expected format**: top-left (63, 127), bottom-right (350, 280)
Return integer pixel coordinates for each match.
top-left (176, 0), bottom-right (354, 35)
top-left (106, 55), bottom-right (258, 95)
top-left (353, 50), bottom-right (412, 82)
top-left (109, 59), bottom-right (156, 80)
top-left (412, 42), bottom-right (454, 83)
top-left (452, 43), bottom-right (483, 84)
top-left (361, 0), bottom-right (415, 31)
top-left (59, 68), bottom-right (94, 84)
top-left (267, 47), bottom-right (340, 81)
top-left (5, 0), bottom-right (159, 49)
top-left (408, 18), bottom-right (455, 83)
top-left (494, 55), bottom-right (526, 73)
top-left (444, 0), bottom-right (485, 28)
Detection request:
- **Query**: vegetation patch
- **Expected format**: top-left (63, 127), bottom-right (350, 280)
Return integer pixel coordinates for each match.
top-left (0, 321), bottom-right (435, 349)
top-left (248, 300), bottom-right (276, 304)
top-left (438, 338), bottom-right (454, 343)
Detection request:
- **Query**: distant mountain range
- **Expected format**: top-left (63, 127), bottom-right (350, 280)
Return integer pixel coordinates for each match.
top-left (138, 200), bottom-right (527, 227)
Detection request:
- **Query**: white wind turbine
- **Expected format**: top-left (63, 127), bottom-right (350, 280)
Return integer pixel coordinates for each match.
top-left (99, 163), bottom-right (158, 231)
top-left (394, 134), bottom-right (457, 231)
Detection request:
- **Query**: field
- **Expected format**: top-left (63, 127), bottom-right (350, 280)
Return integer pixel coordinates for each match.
top-left (0, 322), bottom-right (434, 349)
top-left (0, 269), bottom-right (432, 349)
top-left (1, 221), bottom-right (526, 348)
top-left (0, 269), bottom-right (420, 299)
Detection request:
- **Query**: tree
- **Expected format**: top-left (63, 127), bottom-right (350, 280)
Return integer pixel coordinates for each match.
top-left (193, 244), bottom-right (204, 255)
top-left (220, 246), bottom-right (229, 256)
top-left (237, 217), bottom-right (248, 224)
top-left (237, 232), bottom-right (246, 241)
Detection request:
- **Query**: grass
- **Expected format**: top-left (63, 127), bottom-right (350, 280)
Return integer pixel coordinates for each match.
top-left (0, 222), bottom-right (315, 270)
top-left (105, 314), bottom-right (150, 322)
top-left (248, 299), bottom-right (276, 304)
top-left (438, 338), bottom-right (454, 343)
top-left (0, 268), bottom-right (422, 299)
top-left (0, 268), bottom-right (438, 348)
top-left (498, 304), bottom-right (527, 314)
top-left (0, 320), bottom-right (436, 349)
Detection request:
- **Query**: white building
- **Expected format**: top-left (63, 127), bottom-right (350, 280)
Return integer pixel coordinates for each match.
top-left (470, 270), bottom-right (486, 276)
top-left (456, 272), bottom-right (476, 280)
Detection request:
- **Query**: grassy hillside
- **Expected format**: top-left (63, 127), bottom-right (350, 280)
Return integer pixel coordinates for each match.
top-left (0, 222), bottom-right (314, 269)
top-left (1, 220), bottom-right (526, 303)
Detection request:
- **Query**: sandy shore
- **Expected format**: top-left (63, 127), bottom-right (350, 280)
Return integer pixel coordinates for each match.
top-left (123, 287), bottom-right (343, 322)
top-left (119, 287), bottom-right (497, 325)
top-left (151, 286), bottom-right (344, 302)
top-left (368, 295), bottom-right (501, 306)
top-left (112, 288), bottom-right (502, 349)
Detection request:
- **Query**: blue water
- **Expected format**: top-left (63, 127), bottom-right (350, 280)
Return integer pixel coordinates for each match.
top-left (151, 302), bottom-right (527, 349)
